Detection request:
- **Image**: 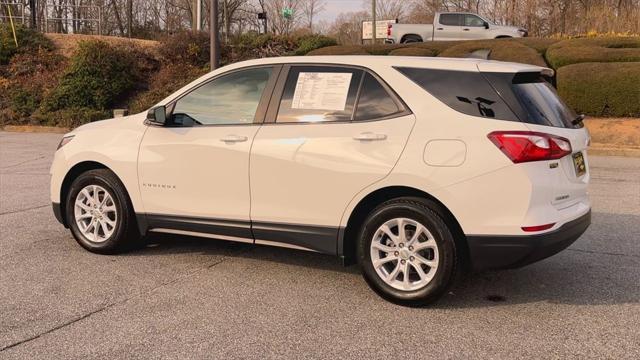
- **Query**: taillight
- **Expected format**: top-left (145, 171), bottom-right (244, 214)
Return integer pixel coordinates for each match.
top-left (387, 24), bottom-right (392, 37)
top-left (522, 223), bottom-right (555, 232)
top-left (487, 131), bottom-right (572, 163)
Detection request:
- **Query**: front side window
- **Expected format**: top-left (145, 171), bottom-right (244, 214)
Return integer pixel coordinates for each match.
top-left (440, 14), bottom-right (463, 26)
top-left (171, 67), bottom-right (272, 126)
top-left (465, 15), bottom-right (485, 27)
top-left (276, 66), bottom-right (362, 123)
top-left (354, 73), bottom-right (401, 120)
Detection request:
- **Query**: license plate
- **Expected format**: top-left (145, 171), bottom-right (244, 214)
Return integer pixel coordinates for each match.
top-left (572, 152), bottom-right (586, 177)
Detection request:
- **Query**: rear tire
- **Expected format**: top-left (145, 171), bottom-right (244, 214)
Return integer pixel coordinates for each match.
top-left (401, 35), bottom-right (423, 44)
top-left (65, 169), bottom-right (141, 254)
top-left (357, 197), bottom-right (457, 306)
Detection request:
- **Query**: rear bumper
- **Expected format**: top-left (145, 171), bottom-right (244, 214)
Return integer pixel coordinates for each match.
top-left (467, 210), bottom-right (591, 271)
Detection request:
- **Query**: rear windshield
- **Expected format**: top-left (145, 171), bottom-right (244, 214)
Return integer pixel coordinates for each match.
top-left (396, 67), bottom-right (580, 128)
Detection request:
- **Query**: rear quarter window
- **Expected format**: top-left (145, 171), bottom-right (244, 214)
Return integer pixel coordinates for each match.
top-left (396, 67), bottom-right (580, 129)
top-left (395, 67), bottom-right (516, 121)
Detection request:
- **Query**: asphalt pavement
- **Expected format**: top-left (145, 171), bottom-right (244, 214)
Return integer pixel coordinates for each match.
top-left (1, 131), bottom-right (639, 359)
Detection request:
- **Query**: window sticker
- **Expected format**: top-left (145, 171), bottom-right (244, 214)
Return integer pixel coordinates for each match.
top-left (291, 72), bottom-right (353, 111)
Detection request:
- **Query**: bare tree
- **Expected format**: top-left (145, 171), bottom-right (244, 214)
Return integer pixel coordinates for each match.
top-left (301, 0), bottom-right (325, 33)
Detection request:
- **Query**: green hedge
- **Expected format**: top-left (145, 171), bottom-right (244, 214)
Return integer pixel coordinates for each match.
top-left (438, 39), bottom-right (547, 67)
top-left (389, 47), bottom-right (437, 57)
top-left (43, 40), bottom-right (157, 112)
top-left (546, 37), bottom-right (640, 68)
top-left (0, 24), bottom-right (54, 65)
top-left (294, 34), bottom-right (337, 55)
top-left (557, 62), bottom-right (640, 117)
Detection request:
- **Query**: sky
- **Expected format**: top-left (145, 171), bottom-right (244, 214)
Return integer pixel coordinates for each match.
top-left (317, 0), bottom-right (364, 23)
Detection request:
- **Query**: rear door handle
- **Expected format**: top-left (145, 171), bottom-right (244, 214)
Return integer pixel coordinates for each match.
top-left (463, 28), bottom-right (470, 31)
top-left (220, 135), bottom-right (248, 143)
top-left (353, 132), bottom-right (387, 141)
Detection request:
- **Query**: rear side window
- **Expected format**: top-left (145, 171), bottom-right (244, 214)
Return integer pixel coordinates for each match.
top-left (354, 73), bottom-right (401, 121)
top-left (440, 14), bottom-right (463, 26)
top-left (276, 66), bottom-right (362, 123)
top-left (396, 67), bottom-right (516, 120)
top-left (397, 67), bottom-right (579, 128)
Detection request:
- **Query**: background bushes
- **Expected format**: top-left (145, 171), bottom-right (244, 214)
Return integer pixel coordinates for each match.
top-left (43, 40), bottom-right (158, 112)
top-left (0, 24), bottom-right (54, 65)
top-left (546, 37), bottom-right (640, 68)
top-left (557, 62), bottom-right (640, 117)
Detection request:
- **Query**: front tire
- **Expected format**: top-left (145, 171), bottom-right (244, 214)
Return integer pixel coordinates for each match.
top-left (65, 169), bottom-right (141, 254)
top-left (357, 197), bottom-right (457, 306)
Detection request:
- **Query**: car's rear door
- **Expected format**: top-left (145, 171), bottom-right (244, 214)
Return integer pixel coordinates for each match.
top-left (249, 65), bottom-right (415, 253)
top-left (138, 65), bottom-right (280, 240)
top-left (434, 13), bottom-right (465, 40)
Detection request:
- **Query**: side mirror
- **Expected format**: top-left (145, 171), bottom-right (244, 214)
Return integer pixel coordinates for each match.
top-left (146, 106), bottom-right (167, 125)
top-left (483, 21), bottom-right (489, 29)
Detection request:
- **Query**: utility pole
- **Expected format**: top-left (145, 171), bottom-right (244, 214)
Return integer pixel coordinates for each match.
top-left (210, 0), bottom-right (220, 70)
top-left (371, 0), bottom-right (376, 44)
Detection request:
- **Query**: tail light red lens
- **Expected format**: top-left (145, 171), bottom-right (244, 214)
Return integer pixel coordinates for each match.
top-left (487, 131), bottom-right (572, 163)
top-left (387, 24), bottom-right (392, 37)
top-left (522, 223), bottom-right (555, 232)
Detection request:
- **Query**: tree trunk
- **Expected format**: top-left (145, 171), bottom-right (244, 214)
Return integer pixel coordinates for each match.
top-left (109, 0), bottom-right (125, 36)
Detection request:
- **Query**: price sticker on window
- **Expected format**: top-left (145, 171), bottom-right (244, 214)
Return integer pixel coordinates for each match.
top-left (291, 72), bottom-right (353, 111)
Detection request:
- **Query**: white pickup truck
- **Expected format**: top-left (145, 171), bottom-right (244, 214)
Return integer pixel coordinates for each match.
top-left (386, 12), bottom-right (528, 43)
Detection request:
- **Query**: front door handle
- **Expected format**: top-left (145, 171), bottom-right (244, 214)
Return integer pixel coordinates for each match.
top-left (220, 135), bottom-right (248, 143)
top-left (436, 27), bottom-right (444, 30)
top-left (463, 28), bottom-right (470, 31)
top-left (353, 132), bottom-right (387, 141)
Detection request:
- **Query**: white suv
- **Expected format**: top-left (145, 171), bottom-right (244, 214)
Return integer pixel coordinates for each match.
top-left (50, 56), bottom-right (591, 305)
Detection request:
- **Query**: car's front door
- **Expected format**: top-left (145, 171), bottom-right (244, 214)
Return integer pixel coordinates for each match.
top-left (249, 65), bottom-right (415, 253)
top-left (462, 14), bottom-right (489, 39)
top-left (138, 66), bottom-right (278, 240)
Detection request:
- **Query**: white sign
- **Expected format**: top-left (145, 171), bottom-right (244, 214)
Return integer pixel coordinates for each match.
top-left (291, 72), bottom-right (353, 111)
top-left (362, 19), bottom-right (397, 40)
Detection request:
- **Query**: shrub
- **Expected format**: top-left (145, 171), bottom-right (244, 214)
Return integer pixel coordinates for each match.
top-left (43, 40), bottom-right (155, 111)
top-left (546, 37), bottom-right (640, 68)
top-left (514, 37), bottom-right (560, 54)
top-left (388, 47), bottom-right (437, 57)
top-left (9, 87), bottom-right (39, 116)
top-left (0, 24), bottom-right (54, 64)
top-left (363, 44), bottom-right (405, 55)
top-left (407, 41), bottom-right (459, 55)
top-left (294, 34), bottom-right (337, 55)
top-left (306, 45), bottom-right (369, 55)
top-left (557, 62), bottom-right (640, 117)
top-left (438, 39), bottom-right (547, 67)
top-left (128, 63), bottom-right (208, 113)
top-left (158, 31), bottom-right (210, 67)
top-left (29, 107), bottom-right (111, 127)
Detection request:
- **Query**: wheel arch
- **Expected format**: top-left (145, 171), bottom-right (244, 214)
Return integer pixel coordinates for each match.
top-left (401, 34), bottom-right (423, 43)
top-left (58, 161), bottom-right (119, 227)
top-left (339, 186), bottom-right (469, 268)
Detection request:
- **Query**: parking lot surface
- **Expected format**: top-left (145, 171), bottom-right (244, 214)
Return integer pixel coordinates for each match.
top-left (1, 131), bottom-right (639, 359)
